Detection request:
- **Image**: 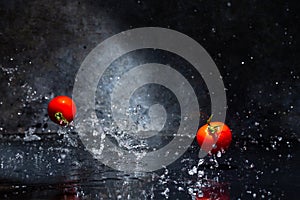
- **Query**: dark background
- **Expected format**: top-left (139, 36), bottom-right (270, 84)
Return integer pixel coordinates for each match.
top-left (0, 0), bottom-right (299, 138)
top-left (0, 0), bottom-right (299, 199)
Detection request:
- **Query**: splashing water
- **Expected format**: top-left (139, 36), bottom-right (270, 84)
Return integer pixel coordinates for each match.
top-left (23, 127), bottom-right (40, 141)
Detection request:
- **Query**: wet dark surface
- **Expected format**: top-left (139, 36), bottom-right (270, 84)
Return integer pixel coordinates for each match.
top-left (0, 133), bottom-right (298, 199)
top-left (0, 0), bottom-right (299, 199)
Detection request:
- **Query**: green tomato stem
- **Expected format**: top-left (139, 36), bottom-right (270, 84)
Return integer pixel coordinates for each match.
top-left (54, 112), bottom-right (69, 125)
top-left (207, 114), bottom-right (213, 125)
top-left (207, 114), bottom-right (220, 135)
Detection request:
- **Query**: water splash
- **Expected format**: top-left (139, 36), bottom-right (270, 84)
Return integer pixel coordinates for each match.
top-left (23, 127), bottom-right (41, 141)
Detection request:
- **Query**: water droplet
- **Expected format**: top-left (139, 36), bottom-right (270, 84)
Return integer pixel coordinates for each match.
top-left (161, 188), bottom-right (169, 199)
top-left (188, 166), bottom-right (197, 175)
top-left (198, 170), bottom-right (204, 177)
top-left (198, 159), bottom-right (205, 166)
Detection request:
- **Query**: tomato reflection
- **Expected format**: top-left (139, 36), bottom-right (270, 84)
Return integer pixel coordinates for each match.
top-left (195, 181), bottom-right (230, 200)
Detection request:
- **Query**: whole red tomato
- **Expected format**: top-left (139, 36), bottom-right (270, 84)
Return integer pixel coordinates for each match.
top-left (196, 116), bottom-right (232, 155)
top-left (48, 96), bottom-right (76, 126)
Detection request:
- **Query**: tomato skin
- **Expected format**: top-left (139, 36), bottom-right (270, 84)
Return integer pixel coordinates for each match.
top-left (196, 122), bottom-right (232, 155)
top-left (48, 96), bottom-right (76, 125)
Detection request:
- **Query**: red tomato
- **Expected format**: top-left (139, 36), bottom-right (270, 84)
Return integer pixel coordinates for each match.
top-left (196, 118), bottom-right (232, 154)
top-left (48, 96), bottom-right (76, 126)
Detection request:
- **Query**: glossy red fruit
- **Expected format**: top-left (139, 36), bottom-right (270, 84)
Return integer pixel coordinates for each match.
top-left (48, 96), bottom-right (76, 126)
top-left (196, 116), bottom-right (232, 155)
